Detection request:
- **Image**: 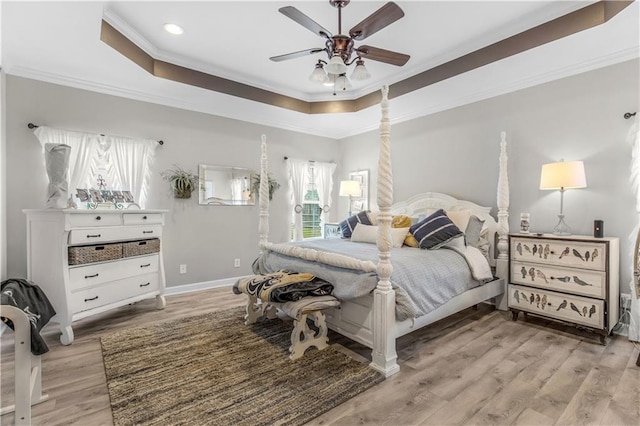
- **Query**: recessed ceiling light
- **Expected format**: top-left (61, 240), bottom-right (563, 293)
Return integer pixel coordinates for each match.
top-left (163, 23), bottom-right (184, 35)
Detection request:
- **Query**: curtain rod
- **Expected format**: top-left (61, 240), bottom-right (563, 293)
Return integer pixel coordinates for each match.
top-left (283, 156), bottom-right (315, 163)
top-left (27, 123), bottom-right (164, 145)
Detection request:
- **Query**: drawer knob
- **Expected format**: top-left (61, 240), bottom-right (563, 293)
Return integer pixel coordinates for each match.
top-left (142, 230), bottom-right (154, 234)
top-left (84, 273), bottom-right (99, 279)
top-left (143, 215), bottom-right (147, 220)
top-left (96, 216), bottom-right (101, 221)
top-left (86, 234), bottom-right (101, 238)
top-left (140, 263), bottom-right (151, 268)
top-left (84, 296), bottom-right (99, 302)
top-left (139, 282), bottom-right (151, 287)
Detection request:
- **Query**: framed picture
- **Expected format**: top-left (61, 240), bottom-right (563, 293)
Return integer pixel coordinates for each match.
top-left (89, 189), bottom-right (103, 203)
top-left (76, 188), bottom-right (89, 202)
top-left (101, 190), bottom-right (114, 202)
top-left (122, 190), bottom-right (135, 203)
top-left (112, 190), bottom-right (125, 202)
top-left (349, 170), bottom-right (369, 212)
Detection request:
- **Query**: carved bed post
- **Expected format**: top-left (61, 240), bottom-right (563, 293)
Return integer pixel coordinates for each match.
top-left (371, 86), bottom-right (400, 377)
top-left (495, 131), bottom-right (510, 310)
top-left (259, 134), bottom-right (269, 251)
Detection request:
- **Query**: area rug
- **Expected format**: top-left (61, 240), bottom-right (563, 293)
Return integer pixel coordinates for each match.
top-left (100, 307), bottom-right (384, 426)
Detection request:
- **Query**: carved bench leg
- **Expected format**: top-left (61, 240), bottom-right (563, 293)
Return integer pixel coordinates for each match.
top-left (245, 295), bottom-right (280, 325)
top-left (244, 295), bottom-right (263, 325)
top-left (289, 310), bottom-right (329, 360)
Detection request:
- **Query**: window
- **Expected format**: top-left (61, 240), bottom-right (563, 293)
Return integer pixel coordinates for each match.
top-left (287, 159), bottom-right (336, 241)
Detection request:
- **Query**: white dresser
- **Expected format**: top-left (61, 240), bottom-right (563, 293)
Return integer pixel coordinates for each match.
top-left (24, 209), bottom-right (168, 344)
top-left (508, 234), bottom-right (619, 344)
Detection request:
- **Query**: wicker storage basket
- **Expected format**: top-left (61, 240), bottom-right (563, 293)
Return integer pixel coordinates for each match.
top-left (123, 238), bottom-right (160, 258)
top-left (68, 243), bottom-right (122, 266)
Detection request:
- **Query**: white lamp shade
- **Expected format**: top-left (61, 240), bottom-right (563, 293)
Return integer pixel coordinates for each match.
top-left (309, 65), bottom-right (327, 83)
top-left (325, 55), bottom-right (347, 75)
top-left (539, 160), bottom-right (587, 190)
top-left (339, 180), bottom-right (361, 197)
top-left (350, 61), bottom-right (370, 81)
top-left (334, 75), bottom-right (352, 91)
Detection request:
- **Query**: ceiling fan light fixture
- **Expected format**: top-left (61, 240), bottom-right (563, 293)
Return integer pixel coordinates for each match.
top-left (325, 54), bottom-right (348, 75)
top-left (163, 23), bottom-right (184, 35)
top-left (350, 59), bottom-right (370, 81)
top-left (309, 62), bottom-right (328, 83)
top-left (335, 74), bottom-right (351, 91)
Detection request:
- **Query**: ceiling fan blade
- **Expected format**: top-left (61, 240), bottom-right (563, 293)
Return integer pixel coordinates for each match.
top-left (270, 48), bottom-right (326, 62)
top-left (356, 45), bottom-right (410, 66)
top-left (349, 2), bottom-right (404, 41)
top-left (279, 6), bottom-right (332, 39)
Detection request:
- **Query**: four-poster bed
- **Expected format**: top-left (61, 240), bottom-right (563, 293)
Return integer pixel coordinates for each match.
top-left (252, 86), bottom-right (510, 376)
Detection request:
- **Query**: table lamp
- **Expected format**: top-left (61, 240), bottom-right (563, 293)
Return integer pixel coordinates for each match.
top-left (339, 180), bottom-right (361, 217)
top-left (539, 160), bottom-right (587, 236)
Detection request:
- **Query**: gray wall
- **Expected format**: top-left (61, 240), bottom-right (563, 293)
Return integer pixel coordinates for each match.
top-left (5, 76), bottom-right (339, 287)
top-left (338, 59), bottom-right (640, 293)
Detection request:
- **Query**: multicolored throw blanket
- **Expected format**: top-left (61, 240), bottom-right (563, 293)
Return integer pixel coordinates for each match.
top-left (233, 270), bottom-right (333, 303)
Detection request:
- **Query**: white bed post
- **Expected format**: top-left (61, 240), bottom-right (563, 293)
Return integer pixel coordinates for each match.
top-left (494, 131), bottom-right (510, 311)
top-left (371, 86), bottom-right (400, 377)
top-left (259, 134), bottom-right (269, 251)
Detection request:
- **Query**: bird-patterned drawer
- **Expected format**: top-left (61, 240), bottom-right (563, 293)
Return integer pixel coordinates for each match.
top-left (510, 237), bottom-right (606, 272)
top-left (508, 284), bottom-right (604, 329)
top-left (510, 260), bottom-right (606, 299)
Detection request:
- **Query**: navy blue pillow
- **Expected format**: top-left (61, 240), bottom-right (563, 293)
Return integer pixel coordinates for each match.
top-left (409, 209), bottom-right (463, 249)
top-left (340, 211), bottom-right (372, 239)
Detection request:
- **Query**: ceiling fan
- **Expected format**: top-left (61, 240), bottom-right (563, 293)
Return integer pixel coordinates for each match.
top-left (270, 1), bottom-right (410, 90)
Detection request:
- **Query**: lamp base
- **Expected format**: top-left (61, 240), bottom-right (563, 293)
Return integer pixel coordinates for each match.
top-left (552, 214), bottom-right (572, 236)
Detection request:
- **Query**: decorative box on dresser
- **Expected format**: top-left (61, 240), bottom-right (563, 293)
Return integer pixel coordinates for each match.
top-left (24, 209), bottom-right (168, 345)
top-left (508, 234), bottom-right (619, 344)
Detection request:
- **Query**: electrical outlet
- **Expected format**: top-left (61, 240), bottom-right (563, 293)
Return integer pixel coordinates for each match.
top-left (179, 264), bottom-right (187, 274)
top-left (621, 293), bottom-right (632, 310)
top-left (234, 258), bottom-right (240, 268)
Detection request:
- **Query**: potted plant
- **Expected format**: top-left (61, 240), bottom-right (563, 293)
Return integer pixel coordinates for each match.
top-left (252, 174), bottom-right (280, 201)
top-left (161, 165), bottom-right (199, 199)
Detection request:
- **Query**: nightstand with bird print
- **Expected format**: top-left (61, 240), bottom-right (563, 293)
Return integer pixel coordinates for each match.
top-left (508, 234), bottom-right (619, 344)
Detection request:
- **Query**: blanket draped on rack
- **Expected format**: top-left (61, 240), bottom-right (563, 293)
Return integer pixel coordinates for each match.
top-left (233, 270), bottom-right (333, 303)
top-left (1, 278), bottom-right (56, 355)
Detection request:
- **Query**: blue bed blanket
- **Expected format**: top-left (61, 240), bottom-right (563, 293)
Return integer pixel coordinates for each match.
top-left (253, 239), bottom-right (488, 321)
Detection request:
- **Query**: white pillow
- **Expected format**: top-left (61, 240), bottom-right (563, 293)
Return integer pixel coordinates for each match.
top-left (351, 223), bottom-right (409, 248)
top-left (446, 209), bottom-right (472, 233)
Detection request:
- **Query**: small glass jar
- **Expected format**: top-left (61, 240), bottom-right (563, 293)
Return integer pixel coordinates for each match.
top-left (520, 213), bottom-right (530, 233)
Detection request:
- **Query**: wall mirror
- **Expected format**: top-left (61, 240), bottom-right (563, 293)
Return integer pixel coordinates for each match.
top-left (349, 170), bottom-right (369, 212)
top-left (198, 164), bottom-right (255, 205)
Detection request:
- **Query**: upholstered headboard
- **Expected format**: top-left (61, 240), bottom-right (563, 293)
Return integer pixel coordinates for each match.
top-left (390, 192), bottom-right (498, 267)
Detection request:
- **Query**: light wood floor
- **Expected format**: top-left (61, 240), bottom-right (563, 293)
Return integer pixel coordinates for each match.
top-left (1, 287), bottom-right (638, 426)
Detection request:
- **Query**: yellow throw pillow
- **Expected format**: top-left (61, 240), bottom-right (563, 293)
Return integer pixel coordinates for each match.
top-left (390, 215), bottom-right (417, 247)
top-left (392, 215), bottom-right (412, 228)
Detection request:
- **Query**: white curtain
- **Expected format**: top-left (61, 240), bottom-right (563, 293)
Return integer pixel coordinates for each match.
top-left (230, 178), bottom-right (243, 203)
top-left (314, 161), bottom-right (337, 223)
top-left (287, 158), bottom-right (308, 242)
top-left (34, 126), bottom-right (158, 208)
top-left (34, 126), bottom-right (100, 194)
top-left (110, 135), bottom-right (158, 208)
top-left (627, 117), bottom-right (640, 342)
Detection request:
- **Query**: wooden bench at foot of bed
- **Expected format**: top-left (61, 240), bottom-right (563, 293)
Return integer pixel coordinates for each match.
top-left (244, 294), bottom-right (340, 360)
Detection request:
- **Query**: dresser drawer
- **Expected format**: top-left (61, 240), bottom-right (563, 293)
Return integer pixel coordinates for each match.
top-left (510, 237), bottom-right (606, 271)
top-left (68, 225), bottom-right (162, 245)
top-left (67, 213), bottom-right (122, 228)
top-left (123, 213), bottom-right (163, 225)
top-left (510, 260), bottom-right (606, 299)
top-left (509, 284), bottom-right (604, 329)
top-left (68, 254), bottom-right (159, 291)
top-left (70, 273), bottom-right (160, 314)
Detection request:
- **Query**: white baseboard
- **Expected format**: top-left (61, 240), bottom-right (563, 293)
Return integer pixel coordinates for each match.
top-left (164, 276), bottom-right (248, 296)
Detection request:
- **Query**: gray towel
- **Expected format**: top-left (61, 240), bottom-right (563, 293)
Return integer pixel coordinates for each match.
top-left (1, 278), bottom-right (57, 355)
